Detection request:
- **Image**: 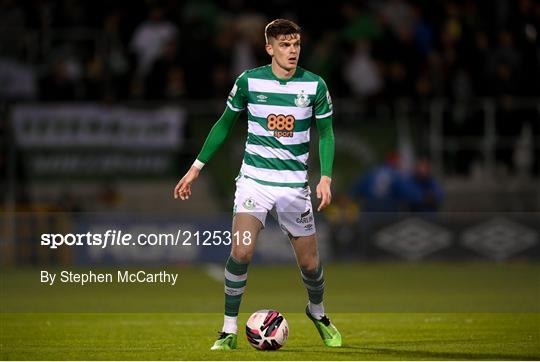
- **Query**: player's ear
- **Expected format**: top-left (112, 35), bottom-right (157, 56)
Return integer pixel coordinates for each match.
top-left (265, 42), bottom-right (273, 57)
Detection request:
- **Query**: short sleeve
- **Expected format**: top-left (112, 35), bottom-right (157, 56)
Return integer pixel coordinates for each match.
top-left (314, 77), bottom-right (333, 119)
top-left (226, 72), bottom-right (248, 112)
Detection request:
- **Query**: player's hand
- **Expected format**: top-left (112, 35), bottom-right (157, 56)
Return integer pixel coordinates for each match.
top-left (316, 176), bottom-right (332, 212)
top-left (173, 166), bottom-right (200, 200)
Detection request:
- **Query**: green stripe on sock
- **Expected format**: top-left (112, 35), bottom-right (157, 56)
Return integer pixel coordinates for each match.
top-left (225, 279), bottom-right (247, 288)
top-left (302, 277), bottom-right (323, 287)
top-left (226, 255), bottom-right (249, 275)
top-left (307, 292), bottom-right (323, 304)
top-left (225, 294), bottom-right (243, 317)
top-left (301, 264), bottom-right (323, 280)
top-left (301, 265), bottom-right (324, 305)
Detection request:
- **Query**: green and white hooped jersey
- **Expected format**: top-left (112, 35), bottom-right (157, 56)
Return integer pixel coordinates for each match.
top-left (227, 65), bottom-right (333, 188)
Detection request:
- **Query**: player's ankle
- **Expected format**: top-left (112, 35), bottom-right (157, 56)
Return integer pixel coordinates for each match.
top-left (222, 315), bottom-right (238, 334)
top-left (308, 301), bottom-right (325, 320)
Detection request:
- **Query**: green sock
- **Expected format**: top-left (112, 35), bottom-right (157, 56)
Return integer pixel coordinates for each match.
top-left (224, 255), bottom-right (249, 317)
top-left (301, 264), bottom-right (324, 305)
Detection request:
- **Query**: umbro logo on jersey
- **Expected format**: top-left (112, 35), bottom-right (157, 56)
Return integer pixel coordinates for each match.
top-left (256, 94), bottom-right (268, 102)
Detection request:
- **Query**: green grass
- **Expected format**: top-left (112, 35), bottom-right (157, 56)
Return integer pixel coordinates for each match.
top-left (2, 313), bottom-right (538, 360)
top-left (1, 263), bottom-right (539, 360)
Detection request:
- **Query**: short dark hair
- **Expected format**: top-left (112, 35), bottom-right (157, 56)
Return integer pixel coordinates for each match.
top-left (264, 19), bottom-right (301, 44)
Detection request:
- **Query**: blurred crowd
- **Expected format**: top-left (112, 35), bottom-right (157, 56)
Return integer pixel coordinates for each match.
top-left (325, 153), bottom-right (444, 257)
top-left (1, 0), bottom-right (538, 102)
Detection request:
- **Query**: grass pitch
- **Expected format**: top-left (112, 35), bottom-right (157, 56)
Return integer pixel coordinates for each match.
top-left (1, 263), bottom-right (539, 360)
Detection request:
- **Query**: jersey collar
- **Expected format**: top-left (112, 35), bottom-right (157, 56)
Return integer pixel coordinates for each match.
top-left (267, 64), bottom-right (298, 85)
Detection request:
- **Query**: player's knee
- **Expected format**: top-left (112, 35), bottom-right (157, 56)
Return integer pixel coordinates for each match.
top-left (231, 249), bottom-right (252, 263)
top-left (299, 259), bottom-right (319, 274)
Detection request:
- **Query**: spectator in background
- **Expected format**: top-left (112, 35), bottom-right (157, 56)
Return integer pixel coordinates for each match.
top-left (304, 32), bottom-right (336, 86)
top-left (340, 3), bottom-right (382, 42)
top-left (408, 157), bottom-right (444, 212)
top-left (211, 22), bottom-right (235, 96)
top-left (379, 23), bottom-right (423, 99)
top-left (79, 10), bottom-right (132, 102)
top-left (492, 31), bottom-right (522, 76)
top-left (350, 152), bottom-right (422, 213)
top-left (101, 11), bottom-right (132, 100)
top-left (83, 53), bottom-right (107, 100)
top-left (489, 31), bottom-right (522, 99)
top-left (130, 6), bottom-right (178, 78)
top-left (343, 39), bottom-right (382, 98)
top-left (145, 39), bottom-right (184, 100)
top-left (468, 31), bottom-right (491, 95)
top-left (178, 0), bottom-right (218, 98)
top-left (231, 10), bottom-right (267, 77)
top-left (164, 66), bottom-right (186, 100)
top-left (411, 4), bottom-right (433, 56)
top-left (378, 0), bottom-right (415, 37)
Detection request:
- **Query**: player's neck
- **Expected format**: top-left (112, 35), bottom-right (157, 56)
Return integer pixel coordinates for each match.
top-left (271, 62), bottom-right (296, 80)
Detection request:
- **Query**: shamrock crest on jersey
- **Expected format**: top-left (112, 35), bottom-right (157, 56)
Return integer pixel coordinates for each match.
top-left (294, 90), bottom-right (310, 107)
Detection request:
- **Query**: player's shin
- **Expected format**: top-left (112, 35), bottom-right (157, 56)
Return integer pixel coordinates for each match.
top-left (223, 255), bottom-right (249, 333)
top-left (301, 264), bottom-right (325, 319)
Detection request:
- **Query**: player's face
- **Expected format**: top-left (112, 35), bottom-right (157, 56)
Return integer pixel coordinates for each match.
top-left (266, 34), bottom-right (301, 71)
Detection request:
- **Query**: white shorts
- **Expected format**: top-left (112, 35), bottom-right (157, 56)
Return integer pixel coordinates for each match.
top-left (233, 176), bottom-right (316, 237)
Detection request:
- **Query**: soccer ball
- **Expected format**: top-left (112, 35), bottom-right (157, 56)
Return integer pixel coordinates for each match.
top-left (246, 310), bottom-right (289, 350)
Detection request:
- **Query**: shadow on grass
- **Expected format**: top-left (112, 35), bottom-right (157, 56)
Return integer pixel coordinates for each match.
top-left (264, 344), bottom-right (539, 361)
top-left (361, 347), bottom-right (539, 360)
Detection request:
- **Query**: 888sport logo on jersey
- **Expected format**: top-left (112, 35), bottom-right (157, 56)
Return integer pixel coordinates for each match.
top-left (266, 114), bottom-right (295, 138)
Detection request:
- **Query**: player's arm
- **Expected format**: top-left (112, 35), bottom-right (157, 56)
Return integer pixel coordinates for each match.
top-left (174, 72), bottom-right (247, 200)
top-left (174, 108), bottom-right (241, 200)
top-left (314, 78), bottom-right (335, 211)
top-left (315, 116), bottom-right (335, 211)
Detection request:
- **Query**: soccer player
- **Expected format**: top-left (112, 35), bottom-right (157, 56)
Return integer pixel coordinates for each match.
top-left (174, 19), bottom-right (341, 350)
